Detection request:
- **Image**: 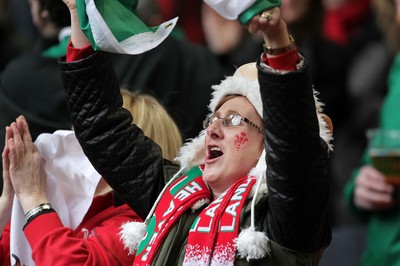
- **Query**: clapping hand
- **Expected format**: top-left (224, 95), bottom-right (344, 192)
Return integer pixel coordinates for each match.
top-left (7, 116), bottom-right (48, 214)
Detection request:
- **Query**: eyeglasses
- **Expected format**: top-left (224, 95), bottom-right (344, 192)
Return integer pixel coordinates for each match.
top-left (203, 114), bottom-right (263, 132)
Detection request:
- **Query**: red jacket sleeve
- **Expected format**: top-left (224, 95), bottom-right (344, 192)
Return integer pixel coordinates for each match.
top-left (262, 48), bottom-right (299, 71)
top-left (24, 194), bottom-right (140, 266)
top-left (0, 223), bottom-right (10, 266)
top-left (66, 40), bottom-right (95, 62)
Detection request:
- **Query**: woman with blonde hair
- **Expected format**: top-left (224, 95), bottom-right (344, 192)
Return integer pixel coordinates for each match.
top-left (121, 89), bottom-right (182, 162)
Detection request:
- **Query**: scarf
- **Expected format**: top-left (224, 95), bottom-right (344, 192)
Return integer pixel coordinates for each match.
top-left (134, 165), bottom-right (256, 265)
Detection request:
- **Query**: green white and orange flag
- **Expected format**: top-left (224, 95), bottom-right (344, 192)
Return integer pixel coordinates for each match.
top-left (76, 0), bottom-right (178, 54)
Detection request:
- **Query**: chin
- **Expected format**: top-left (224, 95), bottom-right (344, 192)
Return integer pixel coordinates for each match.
top-left (202, 171), bottom-right (218, 185)
top-left (202, 171), bottom-right (212, 182)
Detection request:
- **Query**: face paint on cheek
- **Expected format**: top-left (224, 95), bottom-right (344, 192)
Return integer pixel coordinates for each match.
top-left (235, 132), bottom-right (248, 150)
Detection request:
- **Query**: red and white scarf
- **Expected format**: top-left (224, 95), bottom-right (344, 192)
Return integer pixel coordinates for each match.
top-left (134, 165), bottom-right (256, 265)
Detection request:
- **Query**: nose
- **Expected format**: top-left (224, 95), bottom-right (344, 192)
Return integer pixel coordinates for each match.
top-left (206, 119), bottom-right (223, 139)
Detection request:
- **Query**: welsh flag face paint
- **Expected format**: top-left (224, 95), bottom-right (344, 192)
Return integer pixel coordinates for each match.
top-left (76, 0), bottom-right (177, 55)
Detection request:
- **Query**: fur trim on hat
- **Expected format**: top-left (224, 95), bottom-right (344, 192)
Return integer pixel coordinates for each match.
top-left (175, 130), bottom-right (207, 170)
top-left (209, 75), bottom-right (262, 118)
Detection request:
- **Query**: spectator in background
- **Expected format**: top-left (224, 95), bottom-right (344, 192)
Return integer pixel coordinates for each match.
top-left (0, 90), bottom-right (183, 265)
top-left (0, 0), bottom-right (20, 71)
top-left (323, 0), bottom-right (371, 46)
top-left (320, 1), bottom-right (400, 265)
top-left (341, 0), bottom-right (400, 265)
top-left (324, 0), bottom-right (393, 227)
top-left (0, 0), bottom-right (72, 194)
top-left (155, 0), bottom-right (205, 44)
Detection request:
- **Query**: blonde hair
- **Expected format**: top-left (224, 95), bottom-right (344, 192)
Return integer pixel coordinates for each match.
top-left (121, 89), bottom-right (183, 162)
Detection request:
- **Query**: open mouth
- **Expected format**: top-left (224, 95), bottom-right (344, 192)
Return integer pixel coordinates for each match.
top-left (208, 146), bottom-right (223, 159)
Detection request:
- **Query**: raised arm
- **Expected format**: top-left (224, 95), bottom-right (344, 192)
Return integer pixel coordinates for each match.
top-left (59, 0), bottom-right (168, 219)
top-left (63, 0), bottom-right (90, 48)
top-left (247, 8), bottom-right (292, 55)
top-left (248, 7), bottom-right (332, 252)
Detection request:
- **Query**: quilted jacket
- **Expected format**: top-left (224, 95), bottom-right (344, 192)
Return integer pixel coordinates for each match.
top-left (59, 52), bottom-right (331, 265)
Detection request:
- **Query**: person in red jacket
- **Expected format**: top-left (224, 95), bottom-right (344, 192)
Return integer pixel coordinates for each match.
top-left (0, 90), bottom-right (182, 265)
top-left (0, 116), bottom-right (138, 266)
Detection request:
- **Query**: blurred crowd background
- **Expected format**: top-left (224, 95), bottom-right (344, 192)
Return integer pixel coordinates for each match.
top-left (1, 0), bottom-right (399, 265)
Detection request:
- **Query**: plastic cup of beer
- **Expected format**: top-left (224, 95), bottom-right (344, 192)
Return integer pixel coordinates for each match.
top-left (367, 129), bottom-right (400, 185)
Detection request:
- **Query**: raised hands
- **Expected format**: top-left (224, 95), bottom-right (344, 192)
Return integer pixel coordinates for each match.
top-left (4, 116), bottom-right (49, 214)
top-left (353, 165), bottom-right (396, 210)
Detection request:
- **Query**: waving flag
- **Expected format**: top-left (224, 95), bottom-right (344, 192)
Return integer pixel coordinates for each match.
top-left (76, 0), bottom-right (178, 54)
top-left (203, 0), bottom-right (281, 24)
